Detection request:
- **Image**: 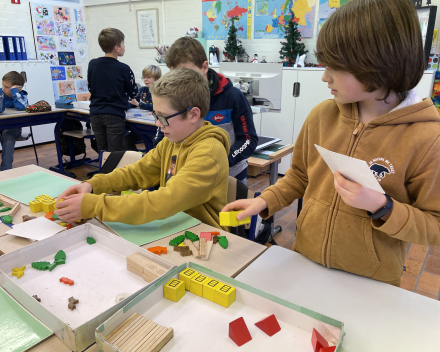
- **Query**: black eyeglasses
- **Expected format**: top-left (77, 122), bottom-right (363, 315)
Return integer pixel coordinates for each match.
top-left (152, 107), bottom-right (194, 126)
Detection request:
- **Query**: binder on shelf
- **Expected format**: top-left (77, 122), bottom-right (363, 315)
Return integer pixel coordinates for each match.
top-left (14, 37), bottom-right (23, 61)
top-left (0, 37), bottom-right (6, 61)
top-left (20, 37), bottom-right (27, 60)
top-left (3, 36), bottom-right (16, 60)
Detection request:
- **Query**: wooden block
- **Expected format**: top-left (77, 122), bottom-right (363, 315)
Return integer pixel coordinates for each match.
top-left (127, 253), bottom-right (153, 272)
top-left (229, 317), bottom-right (252, 347)
top-left (129, 325), bottom-right (164, 352)
top-left (255, 314), bottom-right (281, 336)
top-left (319, 347), bottom-right (336, 352)
top-left (174, 245), bottom-right (189, 252)
top-left (202, 278), bottom-right (223, 302)
top-left (190, 274), bottom-right (210, 297)
top-left (42, 201), bottom-right (56, 213)
top-left (29, 200), bottom-right (42, 213)
top-left (200, 232), bottom-right (212, 241)
top-left (142, 261), bottom-right (167, 281)
top-left (178, 268), bottom-right (198, 291)
top-left (127, 264), bottom-right (144, 279)
top-left (118, 319), bottom-right (157, 351)
top-left (9, 202), bottom-right (20, 218)
top-left (312, 328), bottom-right (329, 352)
top-left (219, 211), bottom-right (251, 227)
top-left (113, 317), bottom-right (149, 346)
top-left (215, 283), bottom-right (236, 308)
top-left (144, 327), bottom-right (173, 352)
top-left (107, 313), bottom-right (142, 343)
top-left (199, 238), bottom-right (207, 258)
top-left (163, 278), bottom-right (185, 302)
top-left (147, 246), bottom-right (167, 255)
top-left (183, 239), bottom-right (199, 258)
top-left (201, 241), bottom-right (214, 261)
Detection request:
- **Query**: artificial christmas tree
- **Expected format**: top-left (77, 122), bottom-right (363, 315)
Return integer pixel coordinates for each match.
top-left (279, 9), bottom-right (308, 66)
top-left (224, 17), bottom-right (245, 62)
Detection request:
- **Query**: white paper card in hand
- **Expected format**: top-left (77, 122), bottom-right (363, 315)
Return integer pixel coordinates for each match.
top-left (315, 144), bottom-right (385, 194)
top-left (6, 217), bottom-right (65, 241)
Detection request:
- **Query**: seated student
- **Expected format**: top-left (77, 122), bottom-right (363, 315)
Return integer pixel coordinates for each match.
top-left (125, 65), bottom-right (162, 150)
top-left (223, 0), bottom-right (440, 286)
top-left (55, 68), bottom-right (230, 230)
top-left (159, 37), bottom-right (258, 184)
top-left (0, 71), bottom-right (28, 171)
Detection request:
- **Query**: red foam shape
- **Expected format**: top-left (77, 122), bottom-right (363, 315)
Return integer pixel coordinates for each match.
top-left (312, 328), bottom-right (329, 352)
top-left (200, 232), bottom-right (212, 241)
top-left (255, 314), bottom-right (281, 336)
top-left (229, 317), bottom-right (252, 347)
top-left (60, 277), bottom-right (74, 286)
top-left (320, 347), bottom-right (336, 352)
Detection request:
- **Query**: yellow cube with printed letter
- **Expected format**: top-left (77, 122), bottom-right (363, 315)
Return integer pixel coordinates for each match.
top-left (190, 274), bottom-right (210, 297)
top-left (178, 268), bottom-right (199, 291)
top-left (164, 278), bottom-right (185, 302)
top-left (219, 211), bottom-right (251, 227)
top-left (215, 283), bottom-right (236, 308)
top-left (42, 201), bottom-right (56, 213)
top-left (29, 200), bottom-right (42, 213)
top-left (203, 278), bottom-right (223, 302)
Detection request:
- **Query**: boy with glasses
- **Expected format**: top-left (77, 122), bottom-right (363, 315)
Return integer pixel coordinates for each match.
top-left (55, 68), bottom-right (230, 230)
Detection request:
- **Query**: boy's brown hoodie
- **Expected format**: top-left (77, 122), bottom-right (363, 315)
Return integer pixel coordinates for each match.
top-left (260, 98), bottom-right (440, 285)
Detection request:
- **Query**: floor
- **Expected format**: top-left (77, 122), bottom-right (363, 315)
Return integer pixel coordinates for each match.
top-left (8, 142), bottom-right (440, 300)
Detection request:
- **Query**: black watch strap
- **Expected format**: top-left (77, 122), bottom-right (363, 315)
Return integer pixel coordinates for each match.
top-left (367, 194), bottom-right (393, 220)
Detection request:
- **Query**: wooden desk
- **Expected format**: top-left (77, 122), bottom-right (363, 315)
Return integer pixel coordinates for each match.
top-left (248, 144), bottom-right (294, 185)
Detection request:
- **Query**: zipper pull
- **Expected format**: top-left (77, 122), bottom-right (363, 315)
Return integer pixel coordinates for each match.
top-left (353, 123), bottom-right (363, 136)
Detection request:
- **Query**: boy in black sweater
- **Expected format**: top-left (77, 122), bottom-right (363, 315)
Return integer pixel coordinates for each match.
top-left (88, 28), bottom-right (138, 152)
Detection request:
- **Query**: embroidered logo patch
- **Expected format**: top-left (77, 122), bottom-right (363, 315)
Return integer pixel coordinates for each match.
top-left (212, 113), bottom-right (225, 122)
top-left (368, 158), bottom-right (395, 181)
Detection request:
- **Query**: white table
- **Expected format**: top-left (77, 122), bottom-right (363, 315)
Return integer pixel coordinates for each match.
top-left (236, 246), bottom-right (440, 351)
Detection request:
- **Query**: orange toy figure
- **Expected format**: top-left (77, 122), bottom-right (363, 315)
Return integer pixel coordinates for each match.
top-left (147, 246), bottom-right (167, 255)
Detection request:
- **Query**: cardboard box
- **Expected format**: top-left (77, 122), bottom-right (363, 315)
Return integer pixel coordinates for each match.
top-left (96, 263), bottom-right (344, 351)
top-left (248, 164), bottom-right (270, 177)
top-left (0, 223), bottom-right (175, 352)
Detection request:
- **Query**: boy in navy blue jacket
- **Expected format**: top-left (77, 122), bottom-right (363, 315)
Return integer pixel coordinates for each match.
top-left (0, 71), bottom-right (28, 170)
top-left (88, 28), bottom-right (138, 153)
top-left (162, 37), bottom-right (258, 183)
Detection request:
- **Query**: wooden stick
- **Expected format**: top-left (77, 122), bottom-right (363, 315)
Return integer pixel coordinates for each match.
top-left (184, 239), bottom-right (199, 257)
top-left (199, 238), bottom-right (206, 258)
top-left (9, 202), bottom-right (20, 218)
top-left (201, 241), bottom-right (213, 261)
top-left (107, 313), bottom-right (141, 343)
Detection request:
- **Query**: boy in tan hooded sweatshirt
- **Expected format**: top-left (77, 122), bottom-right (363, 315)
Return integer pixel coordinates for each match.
top-left (223, 0), bottom-right (440, 286)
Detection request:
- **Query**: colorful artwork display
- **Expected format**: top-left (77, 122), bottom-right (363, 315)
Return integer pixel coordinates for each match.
top-left (75, 23), bottom-right (87, 43)
top-left (59, 81), bottom-right (76, 95)
top-left (74, 8), bottom-right (83, 23)
top-left (76, 93), bottom-right (90, 101)
top-left (76, 43), bottom-right (87, 63)
top-left (55, 22), bottom-right (73, 37)
top-left (59, 94), bottom-right (76, 102)
top-left (58, 52), bottom-right (76, 65)
top-left (32, 4), bottom-right (52, 20)
top-left (36, 36), bottom-right (56, 51)
top-left (50, 66), bottom-right (66, 81)
top-left (52, 81), bottom-right (59, 100)
top-left (58, 37), bottom-right (75, 51)
top-left (38, 51), bottom-right (58, 65)
top-left (53, 6), bottom-right (71, 22)
top-left (76, 80), bottom-right (88, 93)
top-left (66, 66), bottom-right (83, 80)
top-left (35, 20), bottom-right (54, 35)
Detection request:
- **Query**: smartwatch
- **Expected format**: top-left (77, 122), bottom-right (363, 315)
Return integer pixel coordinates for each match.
top-left (367, 194), bottom-right (393, 220)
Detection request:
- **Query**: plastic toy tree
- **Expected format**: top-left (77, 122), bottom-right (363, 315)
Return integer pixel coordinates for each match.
top-left (224, 17), bottom-right (245, 61)
top-left (279, 9), bottom-right (308, 63)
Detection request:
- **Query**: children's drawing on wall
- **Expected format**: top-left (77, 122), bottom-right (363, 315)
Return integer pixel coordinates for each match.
top-left (74, 9), bottom-right (84, 23)
top-left (76, 93), bottom-right (91, 101)
top-left (53, 6), bottom-right (71, 22)
top-left (59, 81), bottom-right (76, 95)
top-left (76, 80), bottom-right (88, 93)
top-left (75, 24), bottom-right (87, 43)
top-left (52, 81), bottom-right (59, 101)
top-left (35, 20), bottom-right (54, 35)
top-left (39, 51), bottom-right (58, 65)
top-left (58, 52), bottom-right (76, 65)
top-left (50, 66), bottom-right (66, 80)
top-left (66, 66), bottom-right (83, 80)
top-left (59, 94), bottom-right (76, 102)
top-left (76, 43), bottom-right (88, 63)
top-left (55, 22), bottom-right (73, 37)
top-left (36, 36), bottom-right (56, 51)
top-left (58, 37), bottom-right (75, 51)
top-left (33, 4), bottom-right (52, 20)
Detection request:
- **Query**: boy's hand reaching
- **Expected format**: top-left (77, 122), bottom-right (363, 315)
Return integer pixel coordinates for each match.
top-left (221, 197), bottom-right (268, 221)
top-left (130, 99), bottom-right (139, 106)
top-left (54, 182), bottom-right (93, 223)
top-left (334, 171), bottom-right (388, 215)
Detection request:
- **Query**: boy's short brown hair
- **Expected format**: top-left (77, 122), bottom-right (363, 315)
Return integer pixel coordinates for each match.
top-left (98, 28), bottom-right (125, 53)
top-left (2, 71), bottom-right (25, 86)
top-left (164, 37), bottom-right (207, 69)
top-left (316, 0), bottom-right (424, 100)
top-left (142, 65), bottom-right (162, 80)
top-left (150, 67), bottom-right (210, 119)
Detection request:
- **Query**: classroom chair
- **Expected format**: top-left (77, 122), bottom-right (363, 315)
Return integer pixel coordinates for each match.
top-left (98, 150), bottom-right (143, 173)
top-left (16, 127), bottom-right (39, 165)
top-left (227, 176), bottom-right (260, 241)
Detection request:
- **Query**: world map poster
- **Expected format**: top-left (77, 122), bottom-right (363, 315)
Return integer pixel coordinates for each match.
top-left (317, 0), bottom-right (351, 34)
top-left (202, 0), bottom-right (252, 40)
top-left (254, 0), bottom-right (316, 39)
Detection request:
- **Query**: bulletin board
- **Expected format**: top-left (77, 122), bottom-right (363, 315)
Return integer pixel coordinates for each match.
top-left (30, 2), bottom-right (90, 103)
top-left (136, 9), bottom-right (159, 49)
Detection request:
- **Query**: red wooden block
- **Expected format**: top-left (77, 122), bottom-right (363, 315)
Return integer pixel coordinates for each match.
top-left (255, 314), bottom-right (281, 336)
top-left (312, 328), bottom-right (329, 352)
top-left (229, 317), bottom-right (252, 347)
top-left (200, 232), bottom-right (212, 241)
top-left (320, 347), bottom-right (336, 352)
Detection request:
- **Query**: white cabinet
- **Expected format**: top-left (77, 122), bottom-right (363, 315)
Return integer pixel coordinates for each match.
top-left (0, 61), bottom-right (55, 149)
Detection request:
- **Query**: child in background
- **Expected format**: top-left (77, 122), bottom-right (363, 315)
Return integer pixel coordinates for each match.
top-left (0, 71), bottom-right (28, 171)
top-left (223, 0), bottom-right (440, 286)
top-left (55, 68), bottom-right (230, 230)
top-left (88, 28), bottom-right (138, 153)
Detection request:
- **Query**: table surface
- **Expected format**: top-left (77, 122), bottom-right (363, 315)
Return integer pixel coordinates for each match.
top-left (0, 107), bottom-right (67, 119)
top-left (248, 144), bottom-right (294, 168)
top-left (68, 108), bottom-right (156, 126)
top-left (0, 165), bottom-right (266, 351)
top-left (236, 246), bottom-right (440, 352)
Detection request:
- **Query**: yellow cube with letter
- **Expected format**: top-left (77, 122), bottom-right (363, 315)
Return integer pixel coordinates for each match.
top-left (215, 283), bottom-right (236, 308)
top-left (219, 211), bottom-right (251, 227)
top-left (164, 278), bottom-right (185, 302)
top-left (190, 274), bottom-right (210, 297)
top-left (29, 200), bottom-right (42, 213)
top-left (178, 268), bottom-right (199, 291)
top-left (203, 278), bottom-right (223, 302)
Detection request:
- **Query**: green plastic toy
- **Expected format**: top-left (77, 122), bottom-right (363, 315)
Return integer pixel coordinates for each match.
top-left (87, 237), bottom-right (96, 245)
top-left (218, 236), bottom-right (228, 249)
top-left (0, 207), bottom-right (11, 212)
top-left (31, 261), bottom-right (51, 271)
top-left (1, 215), bottom-right (13, 224)
top-left (169, 235), bottom-right (185, 246)
top-left (185, 231), bottom-right (199, 242)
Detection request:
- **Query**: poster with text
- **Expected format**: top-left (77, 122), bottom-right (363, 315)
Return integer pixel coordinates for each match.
top-left (53, 6), bottom-right (71, 22)
top-left (35, 20), bottom-right (54, 35)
